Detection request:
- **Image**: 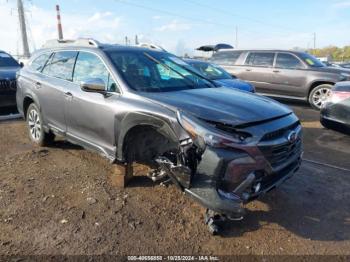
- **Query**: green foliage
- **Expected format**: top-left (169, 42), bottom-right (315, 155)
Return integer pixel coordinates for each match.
top-left (308, 46), bottom-right (350, 62)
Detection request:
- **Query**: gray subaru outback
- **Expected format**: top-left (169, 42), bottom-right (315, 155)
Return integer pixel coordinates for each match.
top-left (210, 50), bottom-right (350, 110)
top-left (16, 39), bottom-right (302, 234)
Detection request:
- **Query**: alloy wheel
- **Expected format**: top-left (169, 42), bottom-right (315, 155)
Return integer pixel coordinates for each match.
top-left (312, 87), bottom-right (331, 109)
top-left (28, 109), bottom-right (42, 141)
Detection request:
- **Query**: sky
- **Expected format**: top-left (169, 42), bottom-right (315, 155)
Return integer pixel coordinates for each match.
top-left (1, 0), bottom-right (350, 57)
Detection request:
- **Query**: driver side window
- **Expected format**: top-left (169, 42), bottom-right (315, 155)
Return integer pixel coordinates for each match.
top-left (73, 52), bottom-right (118, 92)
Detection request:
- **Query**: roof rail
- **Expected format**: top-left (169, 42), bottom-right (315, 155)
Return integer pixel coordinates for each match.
top-left (42, 38), bottom-right (101, 49)
top-left (137, 42), bottom-right (166, 52)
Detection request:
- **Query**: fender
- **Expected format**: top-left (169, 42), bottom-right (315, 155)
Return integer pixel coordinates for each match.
top-left (116, 111), bottom-right (180, 161)
top-left (22, 90), bottom-right (41, 118)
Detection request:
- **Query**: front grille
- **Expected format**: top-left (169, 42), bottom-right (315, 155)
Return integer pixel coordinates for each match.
top-left (259, 139), bottom-right (302, 169)
top-left (258, 122), bottom-right (302, 169)
top-left (261, 121), bottom-right (300, 141)
top-left (0, 79), bottom-right (17, 92)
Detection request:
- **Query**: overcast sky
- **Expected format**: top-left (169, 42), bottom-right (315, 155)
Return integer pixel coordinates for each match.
top-left (1, 0), bottom-right (350, 56)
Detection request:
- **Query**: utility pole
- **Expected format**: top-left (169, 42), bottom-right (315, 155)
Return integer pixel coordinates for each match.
top-left (235, 26), bottom-right (238, 49)
top-left (56, 5), bottom-right (64, 40)
top-left (135, 35), bottom-right (139, 45)
top-left (17, 0), bottom-right (30, 58)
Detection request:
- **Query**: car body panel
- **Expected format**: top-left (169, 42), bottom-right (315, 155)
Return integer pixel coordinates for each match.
top-left (321, 81), bottom-right (350, 133)
top-left (17, 43), bottom-right (303, 218)
top-left (140, 87), bottom-right (291, 126)
top-left (0, 65), bottom-right (20, 108)
top-left (211, 50), bottom-right (350, 100)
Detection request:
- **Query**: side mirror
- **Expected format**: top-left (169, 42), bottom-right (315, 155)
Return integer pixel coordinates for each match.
top-left (80, 78), bottom-right (106, 93)
top-left (20, 62), bottom-right (24, 68)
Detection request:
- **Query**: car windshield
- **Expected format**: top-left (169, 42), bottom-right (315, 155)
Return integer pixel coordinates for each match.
top-left (188, 61), bottom-right (232, 80)
top-left (0, 52), bottom-right (19, 67)
top-left (107, 50), bottom-right (215, 92)
top-left (299, 53), bottom-right (325, 68)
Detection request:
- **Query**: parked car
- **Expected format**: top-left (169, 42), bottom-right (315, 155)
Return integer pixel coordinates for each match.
top-left (210, 50), bottom-right (350, 110)
top-left (184, 59), bottom-right (255, 92)
top-left (0, 50), bottom-right (21, 108)
top-left (340, 63), bottom-right (350, 69)
top-left (321, 81), bottom-right (350, 134)
top-left (17, 39), bottom-right (302, 234)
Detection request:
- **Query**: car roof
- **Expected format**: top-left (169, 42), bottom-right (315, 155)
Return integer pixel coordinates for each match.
top-left (215, 49), bottom-right (307, 55)
top-left (35, 44), bottom-right (166, 56)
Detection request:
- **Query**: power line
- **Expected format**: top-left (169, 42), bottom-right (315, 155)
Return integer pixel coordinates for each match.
top-left (184, 0), bottom-right (303, 34)
top-left (114, 0), bottom-right (309, 40)
top-left (114, 0), bottom-right (236, 29)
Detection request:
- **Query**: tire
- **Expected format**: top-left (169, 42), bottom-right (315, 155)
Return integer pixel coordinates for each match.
top-left (308, 84), bottom-right (332, 110)
top-left (26, 103), bottom-right (55, 146)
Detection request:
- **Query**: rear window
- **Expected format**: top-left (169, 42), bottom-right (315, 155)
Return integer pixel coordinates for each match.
top-left (245, 52), bottom-right (275, 67)
top-left (210, 51), bottom-right (242, 66)
top-left (42, 51), bottom-right (78, 81)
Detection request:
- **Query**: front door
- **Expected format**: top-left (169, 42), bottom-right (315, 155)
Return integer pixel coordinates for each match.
top-left (270, 52), bottom-right (308, 98)
top-left (239, 52), bottom-right (276, 94)
top-left (65, 51), bottom-right (120, 157)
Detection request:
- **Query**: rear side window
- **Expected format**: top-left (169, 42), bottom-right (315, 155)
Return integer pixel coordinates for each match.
top-left (30, 53), bottom-right (51, 72)
top-left (73, 52), bottom-right (117, 92)
top-left (42, 51), bottom-right (78, 81)
top-left (275, 53), bottom-right (303, 69)
top-left (210, 51), bottom-right (242, 66)
top-left (245, 52), bottom-right (275, 67)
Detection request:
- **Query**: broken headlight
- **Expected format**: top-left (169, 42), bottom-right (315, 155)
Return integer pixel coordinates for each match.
top-left (177, 111), bottom-right (250, 148)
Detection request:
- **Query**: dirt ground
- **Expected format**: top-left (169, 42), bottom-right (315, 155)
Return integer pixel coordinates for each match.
top-left (0, 103), bottom-right (350, 256)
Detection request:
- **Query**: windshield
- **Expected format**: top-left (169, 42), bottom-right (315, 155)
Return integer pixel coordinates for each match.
top-left (299, 53), bottom-right (325, 68)
top-left (0, 52), bottom-right (19, 67)
top-left (107, 50), bottom-right (215, 92)
top-left (188, 61), bottom-right (233, 80)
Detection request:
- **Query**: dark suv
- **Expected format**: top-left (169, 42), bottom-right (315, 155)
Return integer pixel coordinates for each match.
top-left (16, 39), bottom-right (303, 233)
top-left (0, 51), bottom-right (21, 108)
top-left (210, 50), bottom-right (350, 109)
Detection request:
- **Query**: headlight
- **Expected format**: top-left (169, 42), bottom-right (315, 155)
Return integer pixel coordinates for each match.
top-left (177, 111), bottom-right (250, 148)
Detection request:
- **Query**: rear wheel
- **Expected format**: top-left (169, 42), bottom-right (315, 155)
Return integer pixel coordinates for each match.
top-left (26, 103), bottom-right (55, 146)
top-left (308, 84), bottom-right (332, 110)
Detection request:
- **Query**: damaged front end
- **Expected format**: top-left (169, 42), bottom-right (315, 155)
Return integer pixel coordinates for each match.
top-left (156, 110), bottom-right (303, 233)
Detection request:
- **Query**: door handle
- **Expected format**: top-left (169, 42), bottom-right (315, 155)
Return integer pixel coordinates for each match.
top-left (273, 70), bottom-right (280, 73)
top-left (65, 91), bottom-right (73, 97)
top-left (246, 69), bottom-right (252, 72)
top-left (35, 82), bottom-right (41, 89)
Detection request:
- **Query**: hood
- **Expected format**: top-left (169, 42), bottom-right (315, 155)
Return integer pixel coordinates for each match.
top-left (0, 67), bottom-right (19, 80)
top-left (213, 78), bottom-right (254, 92)
top-left (141, 87), bottom-right (292, 127)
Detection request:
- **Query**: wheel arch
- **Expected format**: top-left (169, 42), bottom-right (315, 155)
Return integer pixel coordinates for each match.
top-left (308, 81), bottom-right (335, 96)
top-left (23, 94), bottom-right (40, 120)
top-left (116, 112), bottom-right (180, 162)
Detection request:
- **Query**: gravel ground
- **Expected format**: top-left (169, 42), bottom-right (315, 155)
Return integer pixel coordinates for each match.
top-left (0, 103), bottom-right (349, 256)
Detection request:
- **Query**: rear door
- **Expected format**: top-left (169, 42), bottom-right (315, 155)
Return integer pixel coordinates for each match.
top-left (238, 52), bottom-right (276, 94)
top-left (39, 51), bottom-right (78, 134)
top-left (271, 52), bottom-right (308, 97)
